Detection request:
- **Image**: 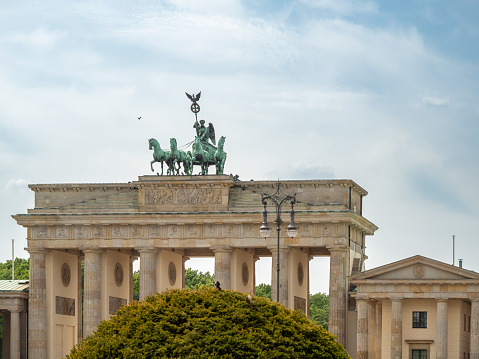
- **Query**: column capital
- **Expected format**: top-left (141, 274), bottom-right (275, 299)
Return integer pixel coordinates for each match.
top-left (182, 256), bottom-right (190, 263)
top-left (267, 245), bottom-right (290, 252)
top-left (25, 247), bottom-right (46, 254)
top-left (136, 247), bottom-right (158, 254)
top-left (470, 297), bottom-right (479, 302)
top-left (82, 247), bottom-right (103, 253)
top-left (389, 296), bottom-right (403, 302)
top-left (436, 298), bottom-right (449, 302)
top-left (211, 246), bottom-right (232, 253)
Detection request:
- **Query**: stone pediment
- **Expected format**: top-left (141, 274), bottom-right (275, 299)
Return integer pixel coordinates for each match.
top-left (350, 255), bottom-right (479, 282)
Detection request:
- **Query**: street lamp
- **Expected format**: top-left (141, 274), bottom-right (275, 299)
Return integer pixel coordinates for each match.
top-left (259, 181), bottom-right (298, 302)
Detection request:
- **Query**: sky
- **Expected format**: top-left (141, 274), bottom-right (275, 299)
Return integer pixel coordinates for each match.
top-left (1, 0), bottom-right (478, 295)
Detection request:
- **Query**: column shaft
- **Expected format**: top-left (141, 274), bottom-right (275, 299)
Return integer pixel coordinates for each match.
top-left (376, 301), bottom-right (382, 357)
top-left (139, 249), bottom-right (157, 300)
top-left (83, 249), bottom-right (102, 338)
top-left (390, 299), bottom-right (402, 359)
top-left (182, 256), bottom-right (190, 289)
top-left (214, 248), bottom-right (232, 290)
top-left (356, 299), bottom-right (368, 359)
top-left (368, 300), bottom-right (376, 359)
top-left (328, 245), bottom-right (348, 345)
top-left (28, 249), bottom-right (47, 359)
top-left (269, 246), bottom-right (290, 307)
top-left (10, 310), bottom-right (20, 359)
top-left (77, 256), bottom-right (83, 343)
top-left (436, 299), bottom-right (448, 359)
top-left (471, 299), bottom-right (479, 359)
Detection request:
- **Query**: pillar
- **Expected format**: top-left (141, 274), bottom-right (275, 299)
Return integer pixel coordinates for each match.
top-left (28, 248), bottom-right (47, 359)
top-left (356, 298), bottom-right (368, 359)
top-left (83, 249), bottom-right (102, 338)
top-left (10, 309), bottom-right (21, 359)
top-left (269, 246), bottom-right (290, 307)
top-left (376, 300), bottom-right (382, 357)
top-left (368, 300), bottom-right (376, 359)
top-left (182, 256), bottom-right (190, 288)
top-left (77, 255), bottom-right (84, 343)
top-left (327, 245), bottom-right (348, 345)
top-left (129, 256), bottom-right (137, 302)
top-left (390, 298), bottom-right (403, 359)
top-left (436, 299), bottom-right (448, 359)
top-left (471, 298), bottom-right (479, 359)
top-left (138, 248), bottom-right (157, 300)
top-left (213, 247), bottom-right (232, 290)
top-left (2, 312), bottom-right (10, 359)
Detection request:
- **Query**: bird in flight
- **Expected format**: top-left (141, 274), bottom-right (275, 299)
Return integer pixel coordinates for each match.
top-left (138, 116), bottom-right (141, 120)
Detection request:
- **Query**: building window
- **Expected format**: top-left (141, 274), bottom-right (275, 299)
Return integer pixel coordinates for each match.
top-left (412, 311), bottom-right (427, 328)
top-left (412, 349), bottom-right (427, 359)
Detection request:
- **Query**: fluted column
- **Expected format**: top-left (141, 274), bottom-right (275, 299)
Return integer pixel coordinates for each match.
top-left (269, 246), bottom-right (290, 307)
top-left (436, 299), bottom-right (448, 359)
top-left (129, 256), bottom-right (137, 302)
top-left (356, 298), bottom-right (368, 359)
top-left (10, 309), bottom-right (20, 359)
top-left (182, 256), bottom-right (190, 289)
top-left (27, 248), bottom-right (47, 359)
top-left (368, 300), bottom-right (376, 359)
top-left (83, 249), bottom-right (102, 338)
top-left (390, 298), bottom-right (403, 359)
top-left (253, 255), bottom-right (259, 295)
top-left (213, 247), bottom-right (232, 290)
top-left (327, 245), bottom-right (348, 345)
top-left (138, 248), bottom-right (157, 300)
top-left (376, 300), bottom-right (382, 357)
top-left (77, 255), bottom-right (84, 343)
top-left (471, 299), bottom-right (479, 359)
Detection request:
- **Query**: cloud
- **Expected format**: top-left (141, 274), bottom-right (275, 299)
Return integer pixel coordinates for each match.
top-left (421, 95), bottom-right (449, 106)
top-left (5, 178), bottom-right (29, 192)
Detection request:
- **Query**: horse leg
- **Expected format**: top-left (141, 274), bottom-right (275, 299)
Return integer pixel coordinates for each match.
top-left (150, 159), bottom-right (155, 172)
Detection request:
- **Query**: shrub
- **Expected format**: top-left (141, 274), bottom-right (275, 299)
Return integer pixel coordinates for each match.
top-left (67, 288), bottom-right (349, 358)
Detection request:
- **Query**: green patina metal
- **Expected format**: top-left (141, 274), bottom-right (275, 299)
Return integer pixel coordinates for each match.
top-left (149, 92), bottom-right (227, 175)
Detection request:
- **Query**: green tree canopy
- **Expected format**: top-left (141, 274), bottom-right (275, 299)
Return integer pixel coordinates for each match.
top-left (67, 288), bottom-right (348, 359)
top-left (184, 268), bottom-right (214, 289)
top-left (0, 258), bottom-right (29, 280)
top-left (255, 283), bottom-right (271, 300)
top-left (309, 292), bottom-right (329, 330)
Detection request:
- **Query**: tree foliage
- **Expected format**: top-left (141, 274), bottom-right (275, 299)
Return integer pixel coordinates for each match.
top-left (67, 288), bottom-right (348, 359)
top-left (0, 258), bottom-right (29, 280)
top-left (255, 283), bottom-right (271, 300)
top-left (309, 292), bottom-right (329, 330)
top-left (184, 268), bottom-right (214, 289)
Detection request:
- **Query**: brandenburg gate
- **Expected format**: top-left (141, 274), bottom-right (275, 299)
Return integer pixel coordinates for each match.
top-left (13, 175), bottom-right (377, 358)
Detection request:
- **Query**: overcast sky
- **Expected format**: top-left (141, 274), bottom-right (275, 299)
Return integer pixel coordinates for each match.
top-left (1, 0), bottom-right (478, 294)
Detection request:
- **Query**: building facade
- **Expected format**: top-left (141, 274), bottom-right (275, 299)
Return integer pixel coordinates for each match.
top-left (13, 175), bottom-right (377, 358)
top-left (350, 255), bottom-right (479, 359)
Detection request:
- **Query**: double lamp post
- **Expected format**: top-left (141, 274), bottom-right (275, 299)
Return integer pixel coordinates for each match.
top-left (259, 181), bottom-right (298, 303)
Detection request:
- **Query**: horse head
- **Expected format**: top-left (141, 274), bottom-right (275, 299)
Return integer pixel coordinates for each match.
top-left (170, 138), bottom-right (177, 150)
top-left (149, 138), bottom-right (157, 150)
top-left (218, 136), bottom-right (226, 148)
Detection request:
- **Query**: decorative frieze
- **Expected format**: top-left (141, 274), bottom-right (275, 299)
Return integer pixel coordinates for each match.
top-left (144, 188), bottom-right (222, 205)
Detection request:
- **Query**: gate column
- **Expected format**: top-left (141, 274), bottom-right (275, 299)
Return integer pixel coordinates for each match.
top-left (327, 245), bottom-right (348, 346)
top-left (83, 248), bottom-right (102, 338)
top-left (27, 248), bottom-right (47, 359)
top-left (213, 247), bottom-right (232, 290)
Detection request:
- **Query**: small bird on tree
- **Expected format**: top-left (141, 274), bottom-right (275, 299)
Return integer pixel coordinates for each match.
top-left (245, 293), bottom-right (252, 308)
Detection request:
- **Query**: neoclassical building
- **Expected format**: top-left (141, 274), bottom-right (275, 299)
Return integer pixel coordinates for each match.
top-left (13, 175), bottom-right (377, 358)
top-left (350, 255), bottom-right (479, 359)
